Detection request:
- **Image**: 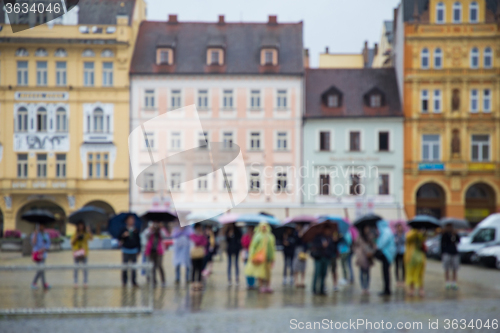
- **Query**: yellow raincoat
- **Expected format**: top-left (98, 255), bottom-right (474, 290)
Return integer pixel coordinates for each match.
top-left (244, 222), bottom-right (276, 280)
top-left (404, 229), bottom-right (426, 288)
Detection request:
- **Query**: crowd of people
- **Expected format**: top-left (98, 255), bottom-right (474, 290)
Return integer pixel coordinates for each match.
top-left (29, 216), bottom-right (463, 297)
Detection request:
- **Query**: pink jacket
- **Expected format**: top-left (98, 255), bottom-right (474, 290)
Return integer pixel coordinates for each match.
top-left (190, 233), bottom-right (208, 247)
top-left (145, 229), bottom-right (168, 256)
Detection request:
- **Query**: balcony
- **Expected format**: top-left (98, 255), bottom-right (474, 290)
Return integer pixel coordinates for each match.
top-left (83, 131), bottom-right (113, 143)
top-left (14, 132), bottom-right (69, 152)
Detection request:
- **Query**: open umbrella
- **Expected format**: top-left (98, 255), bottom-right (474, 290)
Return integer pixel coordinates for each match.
top-left (218, 213), bottom-right (240, 224)
top-left (317, 215), bottom-right (350, 235)
top-left (186, 211), bottom-right (221, 226)
top-left (108, 213), bottom-right (143, 239)
top-left (141, 207), bottom-right (177, 222)
top-left (21, 209), bottom-right (55, 224)
top-left (440, 217), bottom-right (470, 230)
top-left (302, 220), bottom-right (340, 243)
top-left (353, 213), bottom-right (383, 230)
top-left (235, 213), bottom-right (281, 226)
top-left (68, 206), bottom-right (108, 228)
top-left (407, 215), bottom-right (441, 230)
top-left (273, 224), bottom-right (296, 243)
top-left (283, 215), bottom-right (318, 225)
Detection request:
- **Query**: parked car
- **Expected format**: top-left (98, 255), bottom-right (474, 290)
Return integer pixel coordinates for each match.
top-left (425, 231), bottom-right (469, 260)
top-left (458, 214), bottom-right (500, 263)
top-left (476, 245), bottom-right (500, 269)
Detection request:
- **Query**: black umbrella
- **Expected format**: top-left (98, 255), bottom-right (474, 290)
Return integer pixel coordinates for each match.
top-left (353, 213), bottom-right (383, 230)
top-left (302, 221), bottom-right (339, 243)
top-left (440, 217), bottom-right (470, 230)
top-left (141, 207), bottom-right (177, 222)
top-left (21, 209), bottom-right (55, 224)
top-left (68, 206), bottom-right (108, 227)
top-left (272, 224), bottom-right (296, 243)
top-left (408, 215), bottom-right (441, 230)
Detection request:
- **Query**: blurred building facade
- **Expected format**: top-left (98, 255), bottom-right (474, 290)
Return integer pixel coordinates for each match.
top-left (319, 43), bottom-right (377, 69)
top-left (0, 0), bottom-right (146, 234)
top-left (395, 0), bottom-right (500, 224)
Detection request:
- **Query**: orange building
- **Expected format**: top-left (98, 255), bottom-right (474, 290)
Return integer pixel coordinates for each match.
top-left (396, 0), bottom-right (500, 224)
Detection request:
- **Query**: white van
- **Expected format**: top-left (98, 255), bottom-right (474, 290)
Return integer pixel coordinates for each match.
top-left (458, 213), bottom-right (500, 262)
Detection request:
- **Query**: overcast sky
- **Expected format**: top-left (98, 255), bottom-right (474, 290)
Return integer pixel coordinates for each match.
top-left (144, 0), bottom-right (400, 67)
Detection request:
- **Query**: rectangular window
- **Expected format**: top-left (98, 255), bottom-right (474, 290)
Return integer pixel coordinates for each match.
top-left (170, 172), bottom-right (181, 191)
top-left (483, 89), bottom-right (491, 112)
top-left (102, 62), bottom-right (113, 87)
top-left (471, 135), bottom-right (490, 162)
top-left (276, 132), bottom-right (288, 151)
top-left (143, 173), bottom-right (155, 191)
top-left (17, 61), bottom-right (28, 86)
top-left (159, 50), bottom-right (170, 64)
top-left (433, 89), bottom-right (442, 112)
top-left (250, 90), bottom-right (261, 109)
top-left (319, 131), bottom-right (330, 151)
top-left (17, 154), bottom-right (28, 178)
top-left (378, 174), bottom-right (390, 195)
top-left (197, 173), bottom-right (208, 191)
top-left (198, 131), bottom-right (209, 149)
top-left (370, 95), bottom-right (381, 108)
top-left (223, 90), bottom-right (234, 109)
top-left (37, 154), bottom-right (47, 178)
top-left (88, 153), bottom-right (109, 178)
top-left (328, 95), bottom-right (339, 107)
top-left (223, 172), bottom-right (233, 190)
top-left (276, 172), bottom-right (287, 191)
top-left (198, 90), bottom-right (209, 109)
top-left (277, 90), bottom-right (287, 109)
top-left (350, 174), bottom-right (361, 195)
top-left (349, 131), bottom-right (361, 151)
top-left (378, 131), bottom-right (389, 151)
top-left (249, 172), bottom-right (260, 191)
top-left (56, 154), bottom-right (66, 178)
top-left (103, 153), bottom-right (109, 177)
top-left (223, 131), bottom-right (234, 149)
top-left (56, 61), bottom-right (67, 86)
top-left (470, 6), bottom-right (478, 23)
top-left (436, 7), bottom-right (445, 23)
top-left (171, 90), bottom-right (181, 109)
top-left (265, 50), bottom-right (273, 65)
top-left (144, 132), bottom-right (155, 150)
top-left (171, 131), bottom-right (181, 150)
top-left (83, 62), bottom-right (94, 86)
top-left (17, 109), bottom-right (28, 132)
top-left (319, 174), bottom-right (330, 195)
top-left (250, 132), bottom-right (261, 150)
top-left (144, 90), bottom-right (155, 108)
top-left (422, 134), bottom-right (440, 161)
top-left (36, 61), bottom-right (47, 86)
top-left (56, 109), bottom-right (67, 132)
top-left (210, 50), bottom-right (220, 65)
top-left (421, 90), bottom-right (429, 112)
top-left (470, 89), bottom-right (479, 112)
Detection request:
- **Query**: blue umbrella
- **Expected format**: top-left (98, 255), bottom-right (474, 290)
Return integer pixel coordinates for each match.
top-left (69, 206), bottom-right (107, 227)
top-left (236, 213), bottom-right (280, 226)
top-left (108, 213), bottom-right (142, 239)
top-left (317, 215), bottom-right (350, 235)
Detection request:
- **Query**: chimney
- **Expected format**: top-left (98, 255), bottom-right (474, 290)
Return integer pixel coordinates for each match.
top-left (303, 48), bottom-right (310, 68)
top-left (218, 15), bottom-right (225, 24)
top-left (374, 43), bottom-right (379, 56)
top-left (362, 41), bottom-right (369, 66)
top-left (393, 8), bottom-right (398, 35)
top-left (268, 15), bottom-right (277, 25)
top-left (325, 46), bottom-right (329, 54)
top-left (168, 14), bottom-right (178, 24)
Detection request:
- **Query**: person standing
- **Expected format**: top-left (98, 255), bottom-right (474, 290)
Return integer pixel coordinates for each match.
top-left (292, 224), bottom-right (308, 288)
top-left (71, 221), bottom-right (93, 288)
top-left (282, 228), bottom-right (298, 286)
top-left (144, 221), bottom-right (168, 287)
top-left (338, 230), bottom-right (354, 285)
top-left (441, 223), bottom-right (461, 290)
top-left (31, 223), bottom-right (51, 290)
top-left (404, 228), bottom-right (426, 297)
top-left (330, 231), bottom-right (341, 292)
top-left (119, 215), bottom-right (141, 287)
top-left (394, 223), bottom-right (406, 287)
top-left (354, 226), bottom-right (376, 295)
top-left (190, 224), bottom-right (208, 292)
top-left (375, 221), bottom-right (396, 296)
top-left (225, 224), bottom-right (242, 286)
top-left (241, 225), bottom-right (256, 289)
top-left (172, 225), bottom-right (192, 284)
top-left (202, 226), bottom-right (216, 278)
top-left (310, 227), bottom-right (334, 296)
top-left (245, 222), bottom-right (276, 293)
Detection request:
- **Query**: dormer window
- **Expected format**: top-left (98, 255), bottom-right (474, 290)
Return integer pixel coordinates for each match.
top-left (261, 48), bottom-right (278, 66)
top-left (207, 48), bottom-right (224, 65)
top-left (364, 87), bottom-right (385, 108)
top-left (156, 48), bottom-right (173, 65)
top-left (321, 86), bottom-right (343, 108)
top-left (327, 95), bottom-right (339, 108)
top-left (370, 95), bottom-right (382, 107)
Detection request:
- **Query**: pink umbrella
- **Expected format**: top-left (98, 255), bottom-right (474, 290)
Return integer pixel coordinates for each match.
top-left (218, 213), bottom-right (240, 224)
top-left (349, 226), bottom-right (359, 242)
top-left (283, 215), bottom-right (318, 225)
top-left (389, 220), bottom-right (409, 233)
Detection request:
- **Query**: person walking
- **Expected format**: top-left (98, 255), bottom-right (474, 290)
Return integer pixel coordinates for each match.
top-left (310, 226), bottom-right (334, 296)
top-left (338, 230), bottom-right (354, 285)
top-left (354, 226), bottom-right (376, 295)
top-left (241, 225), bottom-right (256, 289)
top-left (31, 223), bottom-right (51, 290)
top-left (375, 221), bottom-right (396, 296)
top-left (119, 215), bottom-right (141, 287)
top-left (202, 226), bottom-right (216, 278)
top-left (330, 231), bottom-right (341, 292)
top-left (71, 221), bottom-right (93, 288)
top-left (172, 225), bottom-right (192, 284)
top-left (245, 222), bottom-right (276, 293)
top-left (282, 227), bottom-right (298, 286)
top-left (293, 224), bottom-right (308, 288)
top-left (404, 228), bottom-right (426, 297)
top-left (144, 221), bottom-right (168, 287)
top-left (190, 224), bottom-right (208, 292)
top-left (441, 223), bottom-right (461, 290)
top-left (394, 223), bottom-right (406, 287)
top-left (225, 224), bottom-right (242, 286)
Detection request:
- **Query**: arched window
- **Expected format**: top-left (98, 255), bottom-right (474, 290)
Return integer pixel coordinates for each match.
top-left (93, 108), bottom-right (104, 132)
top-left (101, 49), bottom-right (114, 58)
top-left (56, 107), bottom-right (67, 132)
top-left (34, 48), bottom-right (48, 57)
top-left (82, 49), bottom-right (95, 57)
top-left (469, 1), bottom-right (478, 23)
top-left (434, 48), bottom-right (443, 69)
top-left (421, 48), bottom-right (429, 69)
top-left (453, 2), bottom-right (462, 23)
top-left (484, 47), bottom-right (492, 68)
top-left (436, 2), bottom-right (445, 23)
top-left (15, 48), bottom-right (29, 57)
top-left (54, 48), bottom-right (67, 57)
top-left (470, 47), bottom-right (479, 68)
top-left (17, 107), bottom-right (28, 132)
top-left (36, 107), bottom-right (47, 132)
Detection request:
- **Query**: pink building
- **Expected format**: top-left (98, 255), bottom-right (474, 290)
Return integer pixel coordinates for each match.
top-left (129, 15), bottom-right (304, 218)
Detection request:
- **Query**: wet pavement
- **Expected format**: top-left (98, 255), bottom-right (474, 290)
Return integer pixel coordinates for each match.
top-left (0, 250), bottom-right (499, 332)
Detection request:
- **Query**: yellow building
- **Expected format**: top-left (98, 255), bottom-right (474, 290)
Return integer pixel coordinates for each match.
top-left (397, 0), bottom-right (500, 224)
top-left (0, 0), bottom-right (146, 234)
top-left (319, 43), bottom-right (377, 68)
